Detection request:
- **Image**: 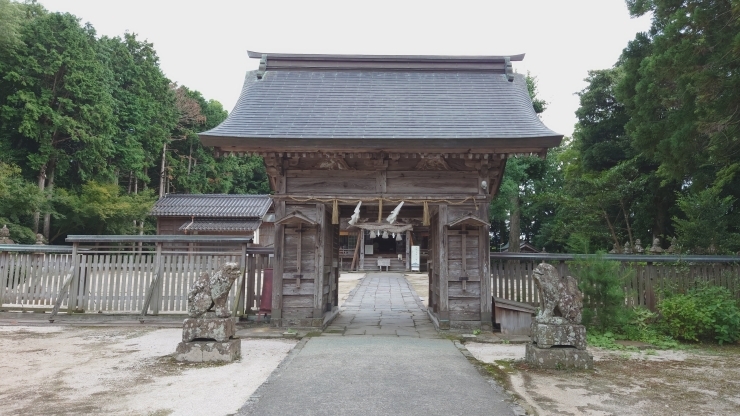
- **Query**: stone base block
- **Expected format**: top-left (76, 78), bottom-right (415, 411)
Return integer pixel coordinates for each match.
top-left (531, 322), bottom-right (587, 350)
top-left (525, 343), bottom-right (593, 370)
top-left (182, 317), bottom-right (235, 342)
top-left (175, 339), bottom-right (241, 362)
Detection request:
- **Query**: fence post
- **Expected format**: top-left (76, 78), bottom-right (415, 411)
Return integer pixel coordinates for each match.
top-left (235, 243), bottom-right (248, 317)
top-left (67, 243), bottom-right (80, 313)
top-left (0, 249), bottom-right (8, 308)
top-left (152, 242), bottom-right (163, 315)
top-left (140, 242), bottom-right (163, 317)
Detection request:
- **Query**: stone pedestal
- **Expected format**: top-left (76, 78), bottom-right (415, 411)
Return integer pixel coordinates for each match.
top-left (525, 343), bottom-right (593, 370)
top-left (175, 339), bottom-right (241, 362)
top-left (182, 317), bottom-right (236, 342)
top-left (526, 321), bottom-right (593, 370)
top-left (175, 317), bottom-right (240, 362)
top-left (530, 322), bottom-right (587, 350)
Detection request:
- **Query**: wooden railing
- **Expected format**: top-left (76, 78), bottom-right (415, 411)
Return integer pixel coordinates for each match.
top-left (0, 236), bottom-right (273, 319)
top-left (490, 252), bottom-right (740, 310)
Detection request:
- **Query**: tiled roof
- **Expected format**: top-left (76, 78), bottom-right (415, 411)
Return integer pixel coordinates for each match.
top-left (179, 219), bottom-right (262, 232)
top-left (150, 194), bottom-right (271, 218)
top-left (199, 53), bottom-right (560, 141)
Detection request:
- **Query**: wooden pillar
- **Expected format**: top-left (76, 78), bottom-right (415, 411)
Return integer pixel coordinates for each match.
top-left (438, 204), bottom-right (449, 327)
top-left (405, 230), bottom-right (411, 271)
top-left (272, 200), bottom-right (285, 325)
top-left (314, 203), bottom-right (326, 321)
top-left (359, 230), bottom-right (365, 270)
top-left (478, 201), bottom-right (492, 329)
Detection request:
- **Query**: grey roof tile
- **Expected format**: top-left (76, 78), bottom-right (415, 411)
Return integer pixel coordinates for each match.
top-left (150, 194), bottom-right (271, 218)
top-left (179, 219), bottom-right (262, 232)
top-left (200, 65), bottom-right (560, 140)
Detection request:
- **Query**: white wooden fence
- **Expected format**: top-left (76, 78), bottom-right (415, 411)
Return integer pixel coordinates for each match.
top-left (0, 236), bottom-right (273, 319)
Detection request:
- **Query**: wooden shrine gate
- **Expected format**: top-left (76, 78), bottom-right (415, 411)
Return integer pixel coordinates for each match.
top-left (199, 52), bottom-right (562, 329)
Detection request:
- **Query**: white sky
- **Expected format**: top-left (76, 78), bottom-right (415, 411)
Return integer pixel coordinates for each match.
top-left (40, 0), bottom-right (651, 137)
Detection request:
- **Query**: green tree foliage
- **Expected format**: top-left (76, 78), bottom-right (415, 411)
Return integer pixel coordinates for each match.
top-left (0, 6), bottom-right (270, 243)
top-left (52, 182), bottom-right (157, 238)
top-left (490, 74), bottom-right (555, 251)
top-left (618, 0), bottom-right (740, 252)
top-left (569, 255), bottom-right (633, 332)
top-left (97, 33), bottom-right (177, 192)
top-left (164, 86), bottom-right (270, 195)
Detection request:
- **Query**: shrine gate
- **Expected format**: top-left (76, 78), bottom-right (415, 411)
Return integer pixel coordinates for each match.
top-left (200, 52), bottom-right (562, 329)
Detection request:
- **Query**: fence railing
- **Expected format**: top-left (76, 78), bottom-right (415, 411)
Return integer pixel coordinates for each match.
top-left (0, 236), bottom-right (273, 319)
top-left (491, 252), bottom-right (740, 311)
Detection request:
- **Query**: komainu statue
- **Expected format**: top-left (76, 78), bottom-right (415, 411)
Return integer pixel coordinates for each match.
top-left (187, 262), bottom-right (241, 318)
top-left (527, 262), bottom-right (593, 369)
top-left (532, 263), bottom-right (583, 325)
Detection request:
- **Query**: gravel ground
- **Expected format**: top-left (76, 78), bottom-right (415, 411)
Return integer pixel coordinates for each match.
top-left (465, 342), bottom-right (740, 416)
top-left (0, 326), bottom-right (296, 416)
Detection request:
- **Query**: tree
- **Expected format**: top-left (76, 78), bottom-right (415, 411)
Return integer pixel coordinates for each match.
top-left (97, 33), bottom-right (177, 194)
top-left (617, 0), bottom-right (740, 252)
top-left (490, 73), bottom-right (548, 252)
top-left (0, 12), bottom-right (116, 239)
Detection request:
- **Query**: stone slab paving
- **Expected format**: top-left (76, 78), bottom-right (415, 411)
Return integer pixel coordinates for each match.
top-left (238, 273), bottom-right (520, 415)
top-left (326, 272), bottom-right (437, 338)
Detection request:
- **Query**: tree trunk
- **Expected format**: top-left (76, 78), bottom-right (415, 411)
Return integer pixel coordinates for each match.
top-left (603, 210), bottom-right (620, 250)
top-left (127, 171), bottom-right (133, 194)
top-left (42, 161), bottom-right (56, 241)
top-left (508, 194), bottom-right (521, 252)
top-left (33, 164), bottom-right (47, 234)
top-left (159, 142), bottom-right (167, 198)
top-left (188, 143), bottom-right (192, 175)
top-left (620, 200), bottom-right (634, 249)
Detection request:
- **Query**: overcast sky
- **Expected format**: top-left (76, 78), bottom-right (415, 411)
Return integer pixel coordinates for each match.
top-left (41, 0), bottom-right (651, 137)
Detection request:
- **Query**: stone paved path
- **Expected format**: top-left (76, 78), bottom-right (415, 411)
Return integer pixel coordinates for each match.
top-left (238, 273), bottom-right (518, 416)
top-left (325, 273), bottom-right (438, 337)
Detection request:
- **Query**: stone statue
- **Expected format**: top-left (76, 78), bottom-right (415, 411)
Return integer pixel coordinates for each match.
top-left (0, 225), bottom-right (14, 244)
top-left (187, 262), bottom-right (241, 318)
top-left (527, 263), bottom-right (592, 369)
top-left (177, 262), bottom-right (242, 362)
top-left (634, 239), bottom-right (644, 254)
top-left (35, 233), bottom-right (45, 245)
top-left (532, 263), bottom-right (583, 325)
top-left (649, 238), bottom-right (663, 254)
top-left (608, 242), bottom-right (620, 254)
top-left (623, 241), bottom-right (632, 254)
top-left (666, 237), bottom-right (678, 254)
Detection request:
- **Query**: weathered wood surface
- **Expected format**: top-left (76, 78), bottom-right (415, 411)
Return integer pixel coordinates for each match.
top-left (1, 245), bottom-right (273, 316)
top-left (491, 257), bottom-right (740, 310)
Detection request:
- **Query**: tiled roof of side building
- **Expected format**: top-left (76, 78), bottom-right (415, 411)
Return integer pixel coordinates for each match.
top-left (199, 52), bottom-right (561, 141)
top-left (179, 219), bottom-right (262, 232)
top-left (150, 194), bottom-right (272, 218)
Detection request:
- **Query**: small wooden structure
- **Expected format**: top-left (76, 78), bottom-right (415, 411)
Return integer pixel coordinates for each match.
top-left (493, 296), bottom-right (536, 335)
top-left (199, 52), bottom-right (562, 329)
top-left (151, 194), bottom-right (275, 246)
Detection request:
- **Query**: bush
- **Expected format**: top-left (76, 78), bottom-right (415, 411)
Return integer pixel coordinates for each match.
top-left (658, 285), bottom-right (740, 344)
top-left (569, 254), bottom-right (634, 332)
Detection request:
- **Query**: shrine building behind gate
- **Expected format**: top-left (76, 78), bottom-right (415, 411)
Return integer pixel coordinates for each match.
top-left (200, 51), bottom-right (562, 330)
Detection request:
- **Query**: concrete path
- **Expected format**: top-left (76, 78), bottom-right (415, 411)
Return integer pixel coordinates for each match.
top-left (238, 273), bottom-right (518, 416)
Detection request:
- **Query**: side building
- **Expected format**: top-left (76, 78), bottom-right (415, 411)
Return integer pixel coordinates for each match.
top-left (150, 194), bottom-right (274, 247)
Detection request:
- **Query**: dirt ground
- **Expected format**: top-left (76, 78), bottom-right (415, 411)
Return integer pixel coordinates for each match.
top-left (0, 326), bottom-right (296, 416)
top-left (465, 342), bottom-right (740, 416)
